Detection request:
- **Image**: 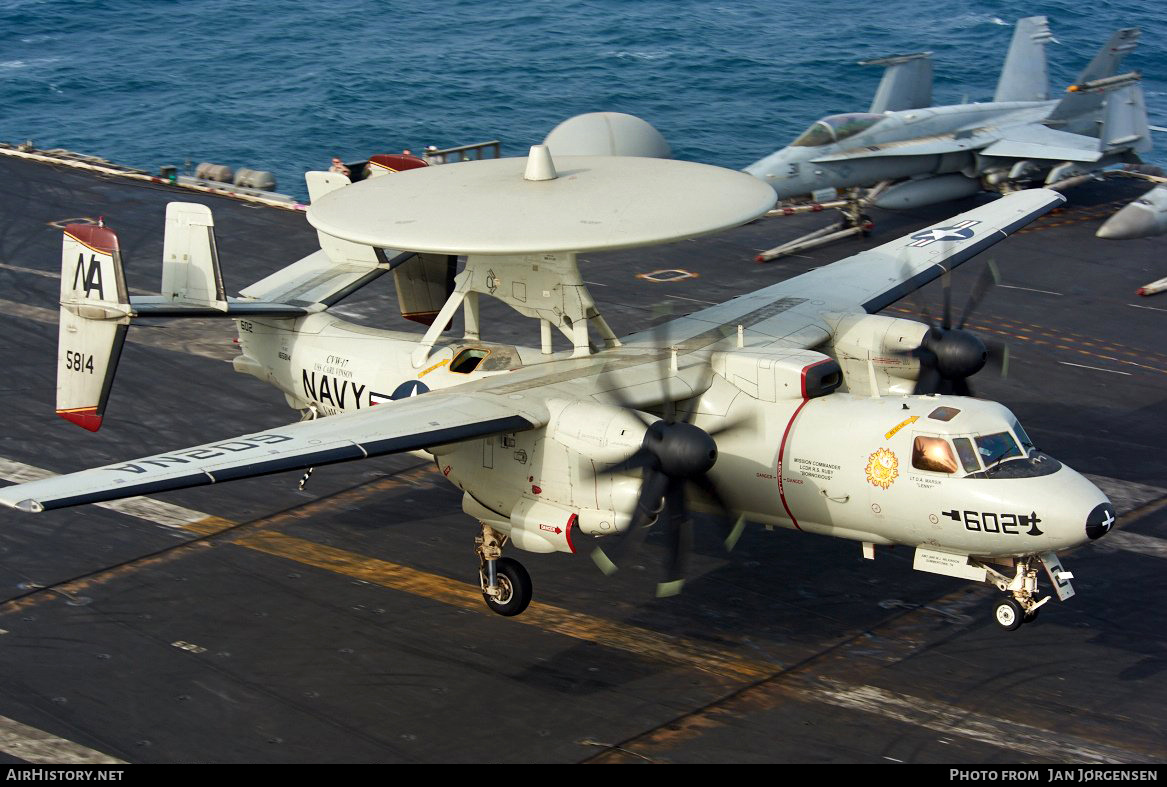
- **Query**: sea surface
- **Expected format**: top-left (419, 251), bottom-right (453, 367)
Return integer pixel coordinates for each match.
top-left (2, 0), bottom-right (1165, 201)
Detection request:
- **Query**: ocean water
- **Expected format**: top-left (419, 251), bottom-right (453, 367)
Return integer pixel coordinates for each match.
top-left (1, 0), bottom-right (1165, 201)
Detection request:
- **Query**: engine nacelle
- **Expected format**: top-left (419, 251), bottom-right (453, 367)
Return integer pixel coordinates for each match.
top-left (711, 349), bottom-right (841, 401)
top-left (545, 399), bottom-right (651, 464)
top-left (825, 313), bottom-right (929, 396)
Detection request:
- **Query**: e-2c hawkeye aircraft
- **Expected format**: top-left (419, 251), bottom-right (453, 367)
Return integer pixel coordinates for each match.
top-left (746, 18), bottom-right (1150, 210)
top-left (0, 148), bottom-right (1115, 631)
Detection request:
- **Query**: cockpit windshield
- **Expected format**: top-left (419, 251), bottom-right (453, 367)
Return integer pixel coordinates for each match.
top-left (791, 113), bottom-right (883, 147)
top-left (975, 432), bottom-right (1023, 468)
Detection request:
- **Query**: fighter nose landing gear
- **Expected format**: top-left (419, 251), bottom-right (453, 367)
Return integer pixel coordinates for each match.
top-left (476, 523), bottom-right (533, 617)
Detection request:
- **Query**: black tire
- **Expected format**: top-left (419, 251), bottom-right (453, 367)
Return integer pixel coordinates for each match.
top-left (482, 557), bottom-right (532, 617)
top-left (994, 598), bottom-right (1024, 631)
top-left (1023, 607), bottom-right (1040, 624)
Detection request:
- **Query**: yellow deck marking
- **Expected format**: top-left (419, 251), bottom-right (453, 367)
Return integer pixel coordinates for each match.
top-left (234, 529), bottom-right (771, 682)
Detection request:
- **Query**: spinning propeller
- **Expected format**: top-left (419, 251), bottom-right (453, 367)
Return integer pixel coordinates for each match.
top-left (899, 262), bottom-right (1008, 396)
top-left (590, 372), bottom-right (746, 597)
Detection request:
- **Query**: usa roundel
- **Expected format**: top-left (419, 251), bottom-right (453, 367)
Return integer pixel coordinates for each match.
top-left (391, 380), bottom-right (430, 400)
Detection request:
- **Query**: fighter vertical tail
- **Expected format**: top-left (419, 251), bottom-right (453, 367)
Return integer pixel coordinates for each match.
top-left (56, 225), bottom-right (131, 431)
top-left (862, 52), bottom-right (933, 114)
top-left (994, 16), bottom-right (1053, 103)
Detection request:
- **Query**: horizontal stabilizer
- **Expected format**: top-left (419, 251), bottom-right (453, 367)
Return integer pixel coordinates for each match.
top-left (239, 248), bottom-right (396, 307)
top-left (0, 392), bottom-right (546, 512)
top-left (980, 125), bottom-right (1103, 162)
top-left (128, 296), bottom-right (311, 318)
top-left (994, 16), bottom-right (1052, 103)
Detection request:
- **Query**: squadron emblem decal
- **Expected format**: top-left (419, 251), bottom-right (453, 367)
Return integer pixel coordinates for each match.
top-left (908, 219), bottom-right (980, 247)
top-left (865, 447), bottom-right (900, 490)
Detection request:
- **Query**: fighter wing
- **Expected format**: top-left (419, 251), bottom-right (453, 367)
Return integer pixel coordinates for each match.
top-left (0, 392), bottom-right (546, 513)
top-left (979, 124), bottom-right (1104, 163)
top-left (628, 189), bottom-right (1064, 350)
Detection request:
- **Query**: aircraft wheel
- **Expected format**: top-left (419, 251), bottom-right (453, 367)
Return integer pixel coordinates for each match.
top-left (483, 557), bottom-right (532, 617)
top-left (1023, 607), bottom-right (1040, 625)
top-left (994, 598), bottom-right (1024, 631)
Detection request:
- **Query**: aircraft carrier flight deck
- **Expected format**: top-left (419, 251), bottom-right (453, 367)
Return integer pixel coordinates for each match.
top-left (0, 151), bottom-right (1163, 764)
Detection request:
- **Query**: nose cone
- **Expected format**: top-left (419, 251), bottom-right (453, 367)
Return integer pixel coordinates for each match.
top-left (743, 148), bottom-right (805, 198)
top-left (1085, 501), bottom-right (1117, 540)
top-left (1096, 203), bottom-right (1159, 239)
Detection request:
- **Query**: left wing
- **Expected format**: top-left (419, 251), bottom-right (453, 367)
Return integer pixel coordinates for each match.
top-left (0, 392), bottom-right (546, 513)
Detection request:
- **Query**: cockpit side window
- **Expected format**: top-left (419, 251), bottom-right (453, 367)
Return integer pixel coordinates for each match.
top-left (975, 432), bottom-right (1022, 467)
top-left (952, 437), bottom-right (981, 473)
top-left (912, 436), bottom-right (959, 473)
top-left (1012, 420), bottom-right (1035, 453)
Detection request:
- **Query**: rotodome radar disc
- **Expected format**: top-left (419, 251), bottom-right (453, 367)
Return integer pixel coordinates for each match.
top-left (307, 147), bottom-right (776, 255)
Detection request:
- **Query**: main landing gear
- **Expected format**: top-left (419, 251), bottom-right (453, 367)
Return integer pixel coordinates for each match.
top-left (476, 523), bottom-right (532, 617)
top-left (983, 556), bottom-right (1055, 631)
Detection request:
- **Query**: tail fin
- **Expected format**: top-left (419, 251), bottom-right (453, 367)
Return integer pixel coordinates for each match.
top-left (57, 225), bottom-right (131, 431)
top-left (1100, 82), bottom-right (1152, 154)
top-left (861, 52), bottom-right (932, 113)
top-left (994, 16), bottom-right (1053, 102)
top-left (1073, 28), bottom-right (1140, 85)
top-left (161, 203), bottom-right (227, 311)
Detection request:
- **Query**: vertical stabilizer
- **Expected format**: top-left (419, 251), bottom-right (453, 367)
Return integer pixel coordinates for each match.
top-left (862, 53), bottom-right (933, 113)
top-left (1101, 83), bottom-right (1152, 154)
top-left (162, 203), bottom-right (227, 310)
top-left (994, 16), bottom-right (1053, 102)
top-left (1074, 28), bottom-right (1140, 85)
top-left (57, 225), bottom-right (130, 431)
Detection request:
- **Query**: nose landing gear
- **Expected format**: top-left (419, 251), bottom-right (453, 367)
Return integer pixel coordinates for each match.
top-left (476, 523), bottom-right (533, 617)
top-left (984, 556), bottom-right (1058, 630)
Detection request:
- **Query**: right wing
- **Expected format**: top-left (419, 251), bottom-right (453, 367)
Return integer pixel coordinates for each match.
top-left (0, 391), bottom-right (546, 513)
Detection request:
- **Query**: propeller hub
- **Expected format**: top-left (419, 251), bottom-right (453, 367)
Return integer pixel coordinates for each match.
top-left (923, 327), bottom-right (988, 380)
top-left (645, 421), bottom-right (718, 479)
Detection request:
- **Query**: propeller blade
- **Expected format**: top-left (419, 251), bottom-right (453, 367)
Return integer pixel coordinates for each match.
top-left (592, 468), bottom-right (669, 574)
top-left (941, 270), bottom-right (953, 330)
top-left (915, 365), bottom-right (943, 395)
top-left (985, 338), bottom-right (1009, 378)
top-left (690, 473), bottom-right (746, 552)
top-left (958, 260), bottom-right (1000, 330)
top-left (657, 482), bottom-right (691, 597)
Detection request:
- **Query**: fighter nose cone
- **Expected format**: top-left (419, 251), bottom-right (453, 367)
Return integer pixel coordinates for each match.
top-left (1085, 502), bottom-right (1116, 540)
top-left (1096, 205), bottom-right (1157, 239)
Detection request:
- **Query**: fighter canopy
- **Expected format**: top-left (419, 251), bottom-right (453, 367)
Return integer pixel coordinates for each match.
top-left (791, 113), bottom-right (884, 147)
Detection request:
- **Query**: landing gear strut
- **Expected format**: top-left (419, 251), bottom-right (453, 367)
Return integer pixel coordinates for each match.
top-left (476, 523), bottom-right (532, 617)
top-left (984, 557), bottom-right (1050, 631)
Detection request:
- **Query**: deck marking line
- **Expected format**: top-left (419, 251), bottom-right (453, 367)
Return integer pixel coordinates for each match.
top-left (0, 713), bottom-right (126, 764)
top-left (1058, 361), bottom-right (1132, 376)
top-left (1128, 303), bottom-right (1167, 313)
top-left (998, 284), bottom-right (1063, 296)
top-left (234, 529), bottom-right (772, 682)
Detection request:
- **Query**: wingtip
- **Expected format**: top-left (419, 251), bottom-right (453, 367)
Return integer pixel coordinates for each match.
top-left (57, 408), bottom-right (102, 432)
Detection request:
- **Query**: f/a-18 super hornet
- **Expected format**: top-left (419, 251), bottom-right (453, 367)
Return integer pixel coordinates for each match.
top-left (745, 18), bottom-right (1151, 259)
top-left (0, 143), bottom-right (1112, 631)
